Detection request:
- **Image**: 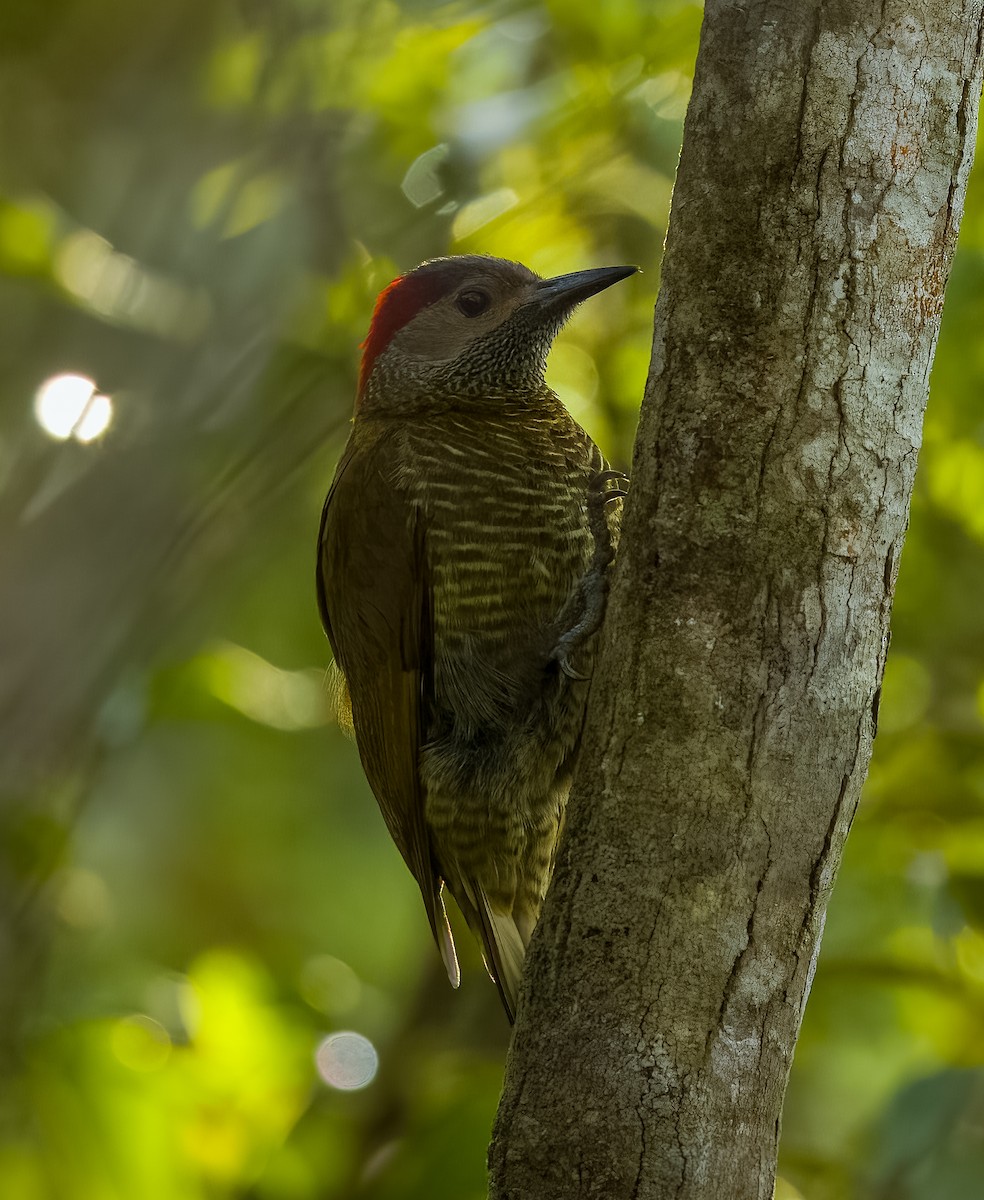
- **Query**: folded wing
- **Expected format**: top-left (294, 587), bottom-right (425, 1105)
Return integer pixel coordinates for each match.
top-left (317, 430), bottom-right (458, 986)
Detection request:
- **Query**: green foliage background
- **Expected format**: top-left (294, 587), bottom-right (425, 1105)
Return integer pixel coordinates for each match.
top-left (1, 2), bottom-right (983, 1197)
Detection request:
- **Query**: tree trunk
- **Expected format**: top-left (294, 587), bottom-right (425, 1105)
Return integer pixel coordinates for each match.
top-left (489, 4), bottom-right (984, 1198)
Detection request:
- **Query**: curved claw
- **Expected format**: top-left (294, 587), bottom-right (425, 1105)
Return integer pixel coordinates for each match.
top-left (590, 469), bottom-right (629, 505)
top-left (592, 468), bottom-right (629, 491)
top-left (555, 652), bottom-right (590, 682)
top-left (592, 469), bottom-right (630, 487)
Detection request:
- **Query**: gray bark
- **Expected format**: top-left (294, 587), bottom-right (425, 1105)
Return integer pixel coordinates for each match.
top-left (489, 3), bottom-right (984, 1198)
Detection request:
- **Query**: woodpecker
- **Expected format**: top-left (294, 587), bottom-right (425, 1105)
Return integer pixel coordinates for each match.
top-left (317, 254), bottom-right (636, 1020)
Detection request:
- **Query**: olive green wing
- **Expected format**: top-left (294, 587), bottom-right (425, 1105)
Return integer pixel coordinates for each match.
top-left (317, 431), bottom-right (459, 987)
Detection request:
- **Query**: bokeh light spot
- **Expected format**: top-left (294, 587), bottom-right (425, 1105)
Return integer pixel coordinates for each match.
top-left (315, 1031), bottom-right (378, 1091)
top-left (452, 188), bottom-right (519, 240)
top-left (956, 928), bottom-right (984, 984)
top-left (110, 1015), bottom-right (171, 1072)
top-left (55, 228), bottom-right (211, 340)
top-left (73, 393), bottom-right (113, 442)
top-left (0, 199), bottom-right (55, 272)
top-left (55, 867), bottom-right (112, 929)
top-left (34, 374), bottom-right (95, 440)
top-left (401, 144), bottom-right (450, 208)
top-left (33, 373), bottom-right (113, 443)
top-left (299, 955), bottom-right (362, 1017)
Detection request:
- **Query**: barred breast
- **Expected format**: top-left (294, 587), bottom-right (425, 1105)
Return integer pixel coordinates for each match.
top-left (395, 396), bottom-right (611, 922)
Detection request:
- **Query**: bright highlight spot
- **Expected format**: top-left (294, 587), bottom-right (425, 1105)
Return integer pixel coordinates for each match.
top-left (315, 1031), bottom-right (378, 1091)
top-left (74, 392), bottom-right (113, 442)
top-left (34, 373), bottom-right (113, 442)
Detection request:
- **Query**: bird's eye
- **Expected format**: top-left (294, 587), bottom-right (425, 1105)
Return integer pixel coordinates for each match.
top-left (455, 289), bottom-right (491, 318)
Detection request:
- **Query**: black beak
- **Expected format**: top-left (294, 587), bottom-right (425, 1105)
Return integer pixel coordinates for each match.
top-left (532, 264), bottom-right (639, 315)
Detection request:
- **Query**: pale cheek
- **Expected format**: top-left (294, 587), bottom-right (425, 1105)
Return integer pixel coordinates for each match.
top-left (399, 327), bottom-right (475, 364)
top-left (395, 304), bottom-right (520, 366)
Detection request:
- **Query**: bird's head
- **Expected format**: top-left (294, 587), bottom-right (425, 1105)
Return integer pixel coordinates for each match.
top-left (356, 255), bottom-right (638, 411)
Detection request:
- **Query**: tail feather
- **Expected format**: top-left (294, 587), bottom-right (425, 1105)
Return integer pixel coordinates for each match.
top-left (434, 883), bottom-right (461, 988)
top-left (474, 892), bottom-right (528, 1023)
top-left (443, 871), bottom-right (534, 1022)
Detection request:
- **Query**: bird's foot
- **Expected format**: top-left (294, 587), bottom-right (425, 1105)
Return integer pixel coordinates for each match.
top-left (591, 469), bottom-right (630, 504)
top-left (550, 470), bottom-right (628, 680)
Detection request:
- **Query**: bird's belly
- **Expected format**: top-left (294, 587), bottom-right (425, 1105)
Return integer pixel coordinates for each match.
top-left (428, 528), bottom-right (585, 731)
top-left (405, 420), bottom-right (601, 909)
top-left (420, 540), bottom-right (592, 908)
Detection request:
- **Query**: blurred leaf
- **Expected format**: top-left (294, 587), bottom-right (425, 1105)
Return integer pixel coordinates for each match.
top-left (867, 1070), bottom-right (984, 1200)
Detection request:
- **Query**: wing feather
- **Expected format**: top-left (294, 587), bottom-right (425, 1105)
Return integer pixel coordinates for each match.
top-left (317, 429), bottom-right (458, 986)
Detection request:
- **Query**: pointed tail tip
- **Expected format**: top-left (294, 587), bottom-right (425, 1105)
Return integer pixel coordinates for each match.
top-left (438, 909), bottom-right (460, 988)
top-left (478, 897), bottom-right (527, 1023)
top-left (443, 944), bottom-right (461, 990)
